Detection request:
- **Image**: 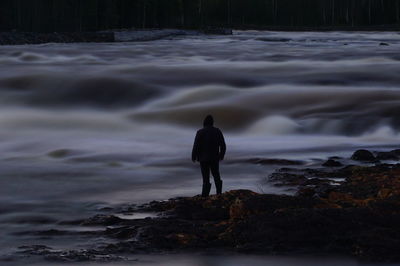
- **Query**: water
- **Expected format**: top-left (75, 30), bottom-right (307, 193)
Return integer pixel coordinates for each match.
top-left (1, 31), bottom-right (400, 265)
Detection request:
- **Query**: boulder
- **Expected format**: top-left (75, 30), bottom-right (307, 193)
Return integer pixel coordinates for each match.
top-left (322, 159), bottom-right (343, 167)
top-left (376, 151), bottom-right (398, 160)
top-left (390, 149), bottom-right (400, 156)
top-left (351, 149), bottom-right (376, 162)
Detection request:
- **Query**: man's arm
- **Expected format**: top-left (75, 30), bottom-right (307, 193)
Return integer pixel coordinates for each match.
top-left (219, 130), bottom-right (226, 161)
top-left (192, 132), bottom-right (200, 162)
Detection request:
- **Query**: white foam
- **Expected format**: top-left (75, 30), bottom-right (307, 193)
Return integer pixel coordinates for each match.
top-left (246, 116), bottom-right (300, 135)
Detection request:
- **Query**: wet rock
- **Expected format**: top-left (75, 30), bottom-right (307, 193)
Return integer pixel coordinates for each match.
top-left (269, 172), bottom-right (307, 186)
top-left (322, 159), bottom-right (343, 167)
top-left (13, 229), bottom-right (79, 237)
top-left (47, 149), bottom-right (73, 158)
top-left (256, 37), bottom-right (291, 42)
top-left (295, 187), bottom-right (316, 197)
top-left (351, 149), bottom-right (376, 162)
top-left (379, 42), bottom-right (389, 46)
top-left (313, 183), bottom-right (335, 197)
top-left (15, 150), bottom-right (400, 263)
top-left (107, 161), bottom-right (122, 167)
top-left (18, 245), bottom-right (53, 255)
top-left (18, 245), bottom-right (131, 262)
top-left (302, 167), bottom-right (348, 178)
top-left (229, 193), bottom-right (318, 220)
top-left (376, 151), bottom-right (398, 160)
top-left (248, 158), bottom-right (304, 165)
top-left (390, 149), bottom-right (400, 156)
top-left (80, 215), bottom-right (124, 226)
top-left (302, 177), bottom-right (331, 186)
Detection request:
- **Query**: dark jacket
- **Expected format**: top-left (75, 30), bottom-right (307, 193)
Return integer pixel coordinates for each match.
top-left (192, 126), bottom-right (226, 162)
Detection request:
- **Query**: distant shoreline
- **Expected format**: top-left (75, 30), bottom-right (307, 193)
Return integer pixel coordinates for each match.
top-left (240, 24), bottom-right (400, 32)
top-left (0, 29), bottom-right (231, 45)
top-left (0, 26), bottom-right (399, 45)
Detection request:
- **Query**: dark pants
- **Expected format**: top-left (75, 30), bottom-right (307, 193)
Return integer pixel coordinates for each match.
top-left (200, 161), bottom-right (221, 184)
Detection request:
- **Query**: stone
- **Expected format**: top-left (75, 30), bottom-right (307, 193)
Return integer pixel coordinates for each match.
top-left (16, 150), bottom-right (400, 263)
top-left (322, 159), bottom-right (343, 167)
top-left (376, 151), bottom-right (398, 160)
top-left (80, 215), bottom-right (124, 226)
top-left (248, 158), bottom-right (303, 165)
top-left (351, 149), bottom-right (376, 162)
top-left (47, 149), bottom-right (72, 158)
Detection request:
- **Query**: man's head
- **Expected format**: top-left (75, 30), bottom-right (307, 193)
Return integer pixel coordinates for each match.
top-left (203, 115), bottom-right (214, 127)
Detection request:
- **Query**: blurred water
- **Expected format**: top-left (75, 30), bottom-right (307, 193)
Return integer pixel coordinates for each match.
top-left (1, 31), bottom-right (400, 264)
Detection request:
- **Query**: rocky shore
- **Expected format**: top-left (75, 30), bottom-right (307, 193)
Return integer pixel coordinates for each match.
top-left (0, 29), bottom-right (233, 45)
top-left (0, 32), bottom-right (115, 45)
top-left (10, 149), bottom-right (400, 263)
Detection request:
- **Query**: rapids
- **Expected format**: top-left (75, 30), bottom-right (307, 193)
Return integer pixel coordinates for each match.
top-left (1, 31), bottom-right (400, 265)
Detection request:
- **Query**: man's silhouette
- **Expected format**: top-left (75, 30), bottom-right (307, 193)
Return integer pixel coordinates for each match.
top-left (192, 115), bottom-right (226, 197)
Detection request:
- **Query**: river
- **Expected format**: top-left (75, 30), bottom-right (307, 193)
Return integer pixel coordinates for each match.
top-left (1, 31), bottom-right (400, 265)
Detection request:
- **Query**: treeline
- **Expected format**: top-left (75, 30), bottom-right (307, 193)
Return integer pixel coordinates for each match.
top-left (0, 0), bottom-right (400, 32)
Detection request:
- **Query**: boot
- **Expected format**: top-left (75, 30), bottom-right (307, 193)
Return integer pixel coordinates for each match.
top-left (215, 180), bottom-right (223, 195)
top-left (202, 182), bottom-right (211, 197)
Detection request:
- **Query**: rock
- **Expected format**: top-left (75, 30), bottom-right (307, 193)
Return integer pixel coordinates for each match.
top-left (47, 149), bottom-right (73, 158)
top-left (390, 149), bottom-right (400, 156)
top-left (80, 215), bottom-right (124, 226)
top-left (256, 37), bottom-right (292, 42)
top-left (17, 245), bottom-right (130, 262)
top-left (379, 42), bottom-right (389, 46)
top-left (302, 177), bottom-right (331, 186)
top-left (202, 28), bottom-right (233, 35)
top-left (0, 32), bottom-right (114, 45)
top-left (107, 161), bottom-right (122, 167)
top-left (351, 149), bottom-right (376, 162)
top-left (248, 158), bottom-right (304, 166)
top-left (376, 151), bottom-right (399, 160)
top-left (322, 159), bottom-right (343, 167)
top-left (295, 187), bottom-right (315, 197)
top-left (268, 172), bottom-right (307, 186)
top-left (15, 150), bottom-right (400, 263)
top-left (313, 183), bottom-right (335, 197)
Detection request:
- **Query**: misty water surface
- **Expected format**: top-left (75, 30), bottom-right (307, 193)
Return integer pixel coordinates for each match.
top-left (1, 31), bottom-right (400, 265)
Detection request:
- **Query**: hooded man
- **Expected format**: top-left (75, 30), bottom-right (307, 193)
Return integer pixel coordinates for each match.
top-left (192, 115), bottom-right (226, 197)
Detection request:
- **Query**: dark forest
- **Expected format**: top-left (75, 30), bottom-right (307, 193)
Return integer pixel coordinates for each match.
top-left (1, 0), bottom-right (400, 32)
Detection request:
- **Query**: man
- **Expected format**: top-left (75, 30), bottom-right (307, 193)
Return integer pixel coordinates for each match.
top-left (192, 115), bottom-right (226, 197)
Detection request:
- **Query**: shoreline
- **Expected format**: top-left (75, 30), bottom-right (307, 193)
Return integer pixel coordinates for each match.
top-left (235, 24), bottom-right (400, 32)
top-left (0, 29), bottom-right (232, 46)
top-left (12, 148), bottom-right (400, 263)
top-left (0, 25), bottom-right (399, 45)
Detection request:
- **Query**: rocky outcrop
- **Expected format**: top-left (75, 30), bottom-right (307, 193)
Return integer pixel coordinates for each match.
top-left (0, 29), bottom-right (233, 45)
top-left (0, 32), bottom-right (114, 45)
top-left (351, 149), bottom-right (376, 162)
top-left (14, 150), bottom-right (400, 263)
top-left (376, 151), bottom-right (399, 160)
top-left (322, 159), bottom-right (343, 167)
